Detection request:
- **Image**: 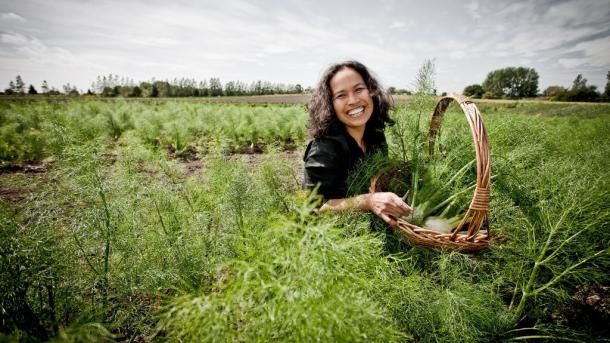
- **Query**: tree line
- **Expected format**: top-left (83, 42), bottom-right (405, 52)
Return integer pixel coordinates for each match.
top-left (1, 74), bottom-right (309, 98)
top-left (463, 67), bottom-right (610, 102)
top-left (4, 69), bottom-right (610, 102)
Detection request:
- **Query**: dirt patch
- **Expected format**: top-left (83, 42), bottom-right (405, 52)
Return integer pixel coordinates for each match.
top-left (226, 149), bottom-right (302, 168)
top-left (282, 149), bottom-right (301, 162)
top-left (181, 159), bottom-right (205, 176)
top-left (550, 283), bottom-right (610, 337)
top-left (0, 185), bottom-right (33, 204)
top-left (0, 163), bottom-right (47, 174)
top-left (166, 145), bottom-right (201, 162)
top-left (0, 161), bottom-right (51, 209)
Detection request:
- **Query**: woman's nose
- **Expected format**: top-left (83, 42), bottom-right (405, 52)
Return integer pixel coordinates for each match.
top-left (347, 93), bottom-right (358, 105)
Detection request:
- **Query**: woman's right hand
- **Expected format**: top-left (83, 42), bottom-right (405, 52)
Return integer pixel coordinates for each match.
top-left (365, 192), bottom-right (412, 226)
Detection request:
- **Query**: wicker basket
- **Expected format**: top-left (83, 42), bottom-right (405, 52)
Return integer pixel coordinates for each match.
top-left (370, 95), bottom-right (491, 253)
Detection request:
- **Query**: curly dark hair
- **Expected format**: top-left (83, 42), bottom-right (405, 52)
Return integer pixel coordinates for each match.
top-left (307, 60), bottom-right (394, 139)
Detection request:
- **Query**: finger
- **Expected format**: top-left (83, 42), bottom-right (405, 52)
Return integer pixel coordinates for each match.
top-left (379, 203), bottom-right (400, 218)
top-left (389, 195), bottom-right (410, 210)
top-left (391, 198), bottom-right (412, 215)
top-left (385, 203), bottom-right (409, 218)
top-left (379, 212), bottom-right (397, 226)
top-left (392, 195), bottom-right (412, 212)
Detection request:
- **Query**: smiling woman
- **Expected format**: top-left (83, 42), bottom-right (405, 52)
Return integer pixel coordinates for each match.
top-left (303, 61), bottom-right (412, 225)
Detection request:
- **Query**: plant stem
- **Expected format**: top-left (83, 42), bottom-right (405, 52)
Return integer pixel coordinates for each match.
top-left (95, 171), bottom-right (112, 308)
top-left (424, 183), bottom-right (476, 218)
top-left (153, 198), bottom-right (171, 240)
top-left (511, 205), bottom-right (596, 323)
top-left (72, 232), bottom-right (100, 275)
top-left (409, 107), bottom-right (423, 218)
top-left (533, 248), bottom-right (609, 296)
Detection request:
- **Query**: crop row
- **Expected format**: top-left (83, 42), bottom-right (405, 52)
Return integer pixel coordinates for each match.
top-left (0, 100), bottom-right (308, 164)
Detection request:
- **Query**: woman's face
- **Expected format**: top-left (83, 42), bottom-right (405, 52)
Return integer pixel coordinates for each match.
top-left (329, 67), bottom-right (374, 132)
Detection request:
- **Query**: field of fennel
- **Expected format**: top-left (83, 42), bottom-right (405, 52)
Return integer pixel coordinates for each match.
top-left (1, 98), bottom-right (609, 342)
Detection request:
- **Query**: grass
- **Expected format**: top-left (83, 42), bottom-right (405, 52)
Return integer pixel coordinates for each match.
top-left (0, 97), bottom-right (609, 342)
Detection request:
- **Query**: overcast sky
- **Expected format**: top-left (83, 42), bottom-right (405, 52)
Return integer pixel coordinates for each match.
top-left (1, 0), bottom-right (609, 93)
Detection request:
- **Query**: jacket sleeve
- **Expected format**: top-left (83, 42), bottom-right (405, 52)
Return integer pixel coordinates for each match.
top-left (302, 138), bottom-right (346, 201)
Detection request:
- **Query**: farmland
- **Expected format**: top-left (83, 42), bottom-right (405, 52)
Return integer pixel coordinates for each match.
top-left (1, 97), bottom-right (609, 342)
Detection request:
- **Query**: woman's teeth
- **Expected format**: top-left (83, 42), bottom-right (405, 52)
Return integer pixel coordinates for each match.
top-left (348, 107), bottom-right (364, 117)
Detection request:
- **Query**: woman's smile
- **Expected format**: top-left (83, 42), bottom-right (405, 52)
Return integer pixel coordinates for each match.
top-left (348, 106), bottom-right (365, 117)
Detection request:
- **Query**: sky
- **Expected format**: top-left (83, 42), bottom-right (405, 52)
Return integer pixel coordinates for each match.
top-left (1, 0), bottom-right (609, 94)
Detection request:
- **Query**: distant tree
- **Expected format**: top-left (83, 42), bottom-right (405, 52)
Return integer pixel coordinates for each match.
top-left (15, 75), bottom-right (25, 94)
top-left (28, 84), bottom-right (38, 95)
top-left (153, 81), bottom-right (171, 97)
top-left (131, 86), bottom-right (142, 97)
top-left (7, 80), bottom-right (16, 94)
top-left (572, 74), bottom-right (587, 90)
top-left (41, 80), bottom-right (49, 94)
top-left (62, 83), bottom-right (74, 94)
top-left (482, 67), bottom-right (539, 98)
top-left (68, 87), bottom-right (80, 96)
top-left (47, 87), bottom-right (61, 95)
top-left (262, 81), bottom-right (273, 95)
top-left (86, 89), bottom-right (95, 96)
top-left (101, 86), bottom-right (116, 97)
top-left (199, 80), bottom-right (209, 96)
top-left (139, 82), bottom-right (154, 97)
top-left (414, 59), bottom-right (436, 95)
top-left (224, 81), bottom-right (236, 96)
top-left (209, 77), bottom-right (223, 96)
top-left (560, 74), bottom-right (599, 102)
top-left (440, 92), bottom-right (447, 96)
top-left (117, 86), bottom-right (134, 97)
top-left (543, 85), bottom-right (567, 98)
top-left (295, 84), bottom-right (303, 94)
top-left (235, 81), bottom-right (246, 95)
top-left (603, 71), bottom-right (610, 100)
top-left (387, 87), bottom-right (412, 95)
top-left (463, 84), bottom-right (484, 98)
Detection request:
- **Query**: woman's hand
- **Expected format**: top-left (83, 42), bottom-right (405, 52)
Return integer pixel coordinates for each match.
top-left (318, 192), bottom-right (412, 226)
top-left (365, 192), bottom-right (412, 226)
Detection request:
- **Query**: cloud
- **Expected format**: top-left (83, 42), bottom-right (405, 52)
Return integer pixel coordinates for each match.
top-left (137, 37), bottom-right (183, 47)
top-left (470, 0), bottom-right (610, 62)
top-left (466, 1), bottom-right (481, 19)
top-left (390, 21), bottom-right (406, 29)
top-left (0, 12), bottom-right (25, 22)
top-left (449, 50), bottom-right (467, 59)
top-left (0, 31), bottom-right (76, 65)
top-left (140, 61), bottom-right (187, 72)
top-left (1, 31), bottom-right (29, 45)
top-left (559, 36), bottom-right (610, 68)
top-left (558, 57), bottom-right (588, 69)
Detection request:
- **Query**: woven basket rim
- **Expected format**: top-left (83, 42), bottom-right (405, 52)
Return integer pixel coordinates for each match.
top-left (370, 94), bottom-right (492, 253)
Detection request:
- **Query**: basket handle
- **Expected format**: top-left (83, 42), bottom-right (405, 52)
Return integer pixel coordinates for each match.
top-left (427, 95), bottom-right (492, 241)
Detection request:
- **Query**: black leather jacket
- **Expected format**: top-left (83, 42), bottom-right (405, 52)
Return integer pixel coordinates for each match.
top-left (302, 127), bottom-right (387, 200)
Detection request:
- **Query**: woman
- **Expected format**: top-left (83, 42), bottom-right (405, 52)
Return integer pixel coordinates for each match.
top-left (303, 61), bottom-right (412, 226)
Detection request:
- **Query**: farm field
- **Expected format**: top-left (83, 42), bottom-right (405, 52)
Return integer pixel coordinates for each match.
top-left (1, 98), bottom-right (609, 342)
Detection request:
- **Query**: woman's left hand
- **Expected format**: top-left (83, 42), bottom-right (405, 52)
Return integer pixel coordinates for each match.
top-left (365, 192), bottom-right (412, 226)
